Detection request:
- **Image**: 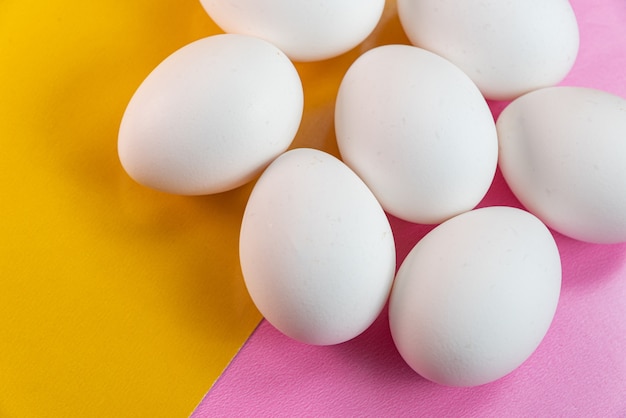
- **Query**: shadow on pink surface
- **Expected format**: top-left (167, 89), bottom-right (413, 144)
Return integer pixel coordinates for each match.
top-left (195, 173), bottom-right (626, 416)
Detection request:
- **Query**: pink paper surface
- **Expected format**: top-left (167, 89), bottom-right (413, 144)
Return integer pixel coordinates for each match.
top-left (194, 1), bottom-right (626, 416)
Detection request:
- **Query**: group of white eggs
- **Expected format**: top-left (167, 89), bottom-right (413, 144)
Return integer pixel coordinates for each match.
top-left (118, 1), bottom-right (626, 387)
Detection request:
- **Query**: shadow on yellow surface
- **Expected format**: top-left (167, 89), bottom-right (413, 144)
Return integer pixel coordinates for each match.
top-left (0, 1), bottom-right (407, 416)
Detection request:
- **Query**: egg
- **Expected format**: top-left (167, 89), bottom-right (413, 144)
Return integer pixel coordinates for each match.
top-left (198, 0), bottom-right (385, 62)
top-left (118, 34), bottom-right (303, 195)
top-left (497, 86), bottom-right (626, 244)
top-left (239, 148), bottom-right (396, 345)
top-left (389, 206), bottom-right (561, 387)
top-left (335, 44), bottom-right (498, 225)
top-left (397, 0), bottom-right (579, 101)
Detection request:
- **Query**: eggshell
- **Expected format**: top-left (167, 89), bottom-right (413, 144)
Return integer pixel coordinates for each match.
top-left (497, 86), bottom-right (626, 244)
top-left (199, 0), bottom-right (385, 62)
top-left (335, 44), bottom-right (498, 225)
top-left (397, 0), bottom-right (579, 100)
top-left (118, 34), bottom-right (303, 195)
top-left (239, 148), bottom-right (396, 345)
top-left (389, 206), bottom-right (561, 387)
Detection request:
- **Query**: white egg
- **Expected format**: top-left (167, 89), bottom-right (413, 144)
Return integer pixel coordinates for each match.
top-left (397, 0), bottom-right (579, 100)
top-left (199, 0), bottom-right (385, 62)
top-left (118, 34), bottom-right (303, 195)
top-left (497, 86), bottom-right (626, 244)
top-left (335, 44), bottom-right (498, 225)
top-left (389, 206), bottom-right (561, 387)
top-left (239, 148), bottom-right (396, 345)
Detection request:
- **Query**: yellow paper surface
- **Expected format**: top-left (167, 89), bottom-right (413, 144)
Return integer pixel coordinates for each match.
top-left (0, 2), bottom-right (258, 417)
top-left (0, 1), bottom-right (405, 416)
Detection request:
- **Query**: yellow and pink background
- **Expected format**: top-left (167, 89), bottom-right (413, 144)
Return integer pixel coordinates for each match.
top-left (1, 1), bottom-right (625, 416)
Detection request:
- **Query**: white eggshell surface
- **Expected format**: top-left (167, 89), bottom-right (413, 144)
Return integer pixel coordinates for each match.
top-left (497, 87), bottom-right (626, 244)
top-left (199, 0), bottom-right (385, 62)
top-left (118, 34), bottom-right (303, 195)
top-left (239, 148), bottom-right (396, 345)
top-left (335, 44), bottom-right (498, 224)
top-left (397, 0), bottom-right (579, 100)
top-left (389, 206), bottom-right (561, 387)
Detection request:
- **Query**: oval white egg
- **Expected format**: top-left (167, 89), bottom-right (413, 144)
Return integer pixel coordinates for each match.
top-left (199, 0), bottom-right (385, 62)
top-left (497, 86), bottom-right (626, 244)
top-left (389, 206), bottom-right (561, 387)
top-left (239, 148), bottom-right (396, 345)
top-left (335, 44), bottom-right (498, 225)
top-left (118, 34), bottom-right (303, 195)
top-left (397, 0), bottom-right (579, 100)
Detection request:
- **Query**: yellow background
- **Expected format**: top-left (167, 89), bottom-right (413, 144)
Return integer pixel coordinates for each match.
top-left (0, 1), bottom-right (404, 416)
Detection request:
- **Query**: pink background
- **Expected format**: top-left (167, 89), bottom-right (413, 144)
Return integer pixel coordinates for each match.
top-left (194, 1), bottom-right (626, 416)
